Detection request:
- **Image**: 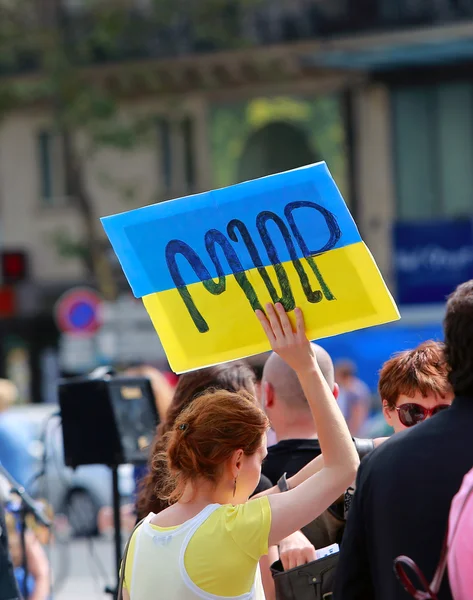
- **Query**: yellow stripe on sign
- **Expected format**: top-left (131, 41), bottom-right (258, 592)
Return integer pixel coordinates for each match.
top-left (143, 241), bottom-right (399, 373)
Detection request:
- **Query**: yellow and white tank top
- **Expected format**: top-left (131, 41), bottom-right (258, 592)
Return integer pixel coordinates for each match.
top-left (124, 497), bottom-right (271, 599)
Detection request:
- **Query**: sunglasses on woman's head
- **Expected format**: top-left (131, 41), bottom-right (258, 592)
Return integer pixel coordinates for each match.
top-left (395, 403), bottom-right (450, 428)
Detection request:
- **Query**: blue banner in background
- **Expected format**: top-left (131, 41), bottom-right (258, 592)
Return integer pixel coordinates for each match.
top-left (393, 219), bottom-right (473, 305)
top-left (319, 320), bottom-right (443, 394)
top-left (317, 219), bottom-right (470, 396)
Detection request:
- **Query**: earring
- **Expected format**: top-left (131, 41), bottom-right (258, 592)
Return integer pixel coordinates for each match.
top-left (233, 476), bottom-right (237, 498)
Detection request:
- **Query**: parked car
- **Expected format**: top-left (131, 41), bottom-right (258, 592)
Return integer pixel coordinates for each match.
top-left (6, 404), bottom-right (135, 537)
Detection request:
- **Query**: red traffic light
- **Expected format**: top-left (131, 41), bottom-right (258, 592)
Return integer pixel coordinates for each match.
top-left (1, 251), bottom-right (28, 283)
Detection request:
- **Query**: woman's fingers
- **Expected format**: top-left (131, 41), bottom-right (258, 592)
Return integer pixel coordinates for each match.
top-left (255, 309), bottom-right (277, 345)
top-left (276, 302), bottom-right (295, 337)
top-left (265, 303), bottom-right (284, 340)
top-left (257, 303), bottom-right (307, 346)
top-left (294, 307), bottom-right (306, 338)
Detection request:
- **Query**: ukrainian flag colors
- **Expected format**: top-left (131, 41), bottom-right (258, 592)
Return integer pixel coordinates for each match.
top-left (102, 162), bottom-right (399, 373)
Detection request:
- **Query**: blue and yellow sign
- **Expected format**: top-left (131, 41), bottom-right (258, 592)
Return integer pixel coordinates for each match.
top-left (101, 162), bottom-right (399, 373)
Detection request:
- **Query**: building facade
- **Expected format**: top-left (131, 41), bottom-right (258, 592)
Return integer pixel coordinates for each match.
top-left (1, 0), bottom-right (473, 397)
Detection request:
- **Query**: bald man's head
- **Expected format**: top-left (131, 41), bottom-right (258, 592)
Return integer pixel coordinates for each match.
top-left (262, 344), bottom-right (335, 411)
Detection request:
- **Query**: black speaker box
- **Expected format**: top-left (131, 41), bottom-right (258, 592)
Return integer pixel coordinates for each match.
top-left (59, 375), bottom-right (159, 468)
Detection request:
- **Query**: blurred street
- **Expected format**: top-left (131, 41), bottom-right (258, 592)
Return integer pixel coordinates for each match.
top-left (50, 538), bottom-right (116, 600)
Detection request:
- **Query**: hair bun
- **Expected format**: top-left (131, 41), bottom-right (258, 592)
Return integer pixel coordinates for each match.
top-left (163, 389), bottom-right (268, 502)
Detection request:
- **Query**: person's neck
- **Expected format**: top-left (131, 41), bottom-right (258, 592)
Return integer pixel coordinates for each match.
top-left (274, 419), bottom-right (318, 442)
top-left (179, 479), bottom-right (234, 507)
top-left (152, 479), bottom-right (235, 526)
top-left (152, 486), bottom-right (229, 528)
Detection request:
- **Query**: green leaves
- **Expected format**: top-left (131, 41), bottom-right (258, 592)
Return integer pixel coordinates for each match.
top-left (0, 0), bottom-right (259, 292)
top-left (49, 229), bottom-right (90, 262)
top-left (90, 112), bottom-right (154, 150)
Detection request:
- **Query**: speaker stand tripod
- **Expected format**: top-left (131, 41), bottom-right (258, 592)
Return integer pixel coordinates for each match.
top-left (104, 465), bottom-right (122, 600)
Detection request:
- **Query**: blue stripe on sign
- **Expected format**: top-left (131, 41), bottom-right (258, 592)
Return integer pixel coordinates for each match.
top-left (101, 162), bottom-right (362, 298)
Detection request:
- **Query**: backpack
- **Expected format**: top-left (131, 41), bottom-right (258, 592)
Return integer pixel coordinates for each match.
top-left (270, 437), bottom-right (375, 600)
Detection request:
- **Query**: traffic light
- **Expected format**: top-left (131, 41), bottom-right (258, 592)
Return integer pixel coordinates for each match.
top-left (1, 251), bottom-right (28, 284)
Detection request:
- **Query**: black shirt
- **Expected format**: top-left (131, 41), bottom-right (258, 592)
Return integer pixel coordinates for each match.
top-left (334, 396), bottom-right (473, 600)
top-left (262, 438), bottom-right (321, 484)
top-left (253, 473), bottom-right (273, 496)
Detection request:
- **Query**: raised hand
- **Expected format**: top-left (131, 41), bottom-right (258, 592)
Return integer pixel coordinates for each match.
top-left (255, 303), bottom-right (317, 373)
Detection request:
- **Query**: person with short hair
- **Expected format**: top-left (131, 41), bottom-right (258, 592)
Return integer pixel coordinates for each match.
top-left (261, 343), bottom-right (338, 483)
top-left (334, 281), bottom-right (473, 600)
top-left (267, 341), bottom-right (453, 575)
top-left (260, 344), bottom-right (380, 572)
top-left (380, 341), bottom-right (453, 433)
top-left (121, 304), bottom-right (359, 600)
top-left (260, 343), bottom-right (341, 574)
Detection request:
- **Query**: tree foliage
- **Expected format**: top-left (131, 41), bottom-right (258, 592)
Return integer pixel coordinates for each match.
top-left (0, 0), bottom-right (259, 299)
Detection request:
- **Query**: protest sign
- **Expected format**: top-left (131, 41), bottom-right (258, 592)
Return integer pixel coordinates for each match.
top-left (102, 162), bottom-right (399, 373)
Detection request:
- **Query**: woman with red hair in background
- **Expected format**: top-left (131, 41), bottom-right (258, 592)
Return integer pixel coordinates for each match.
top-left (121, 304), bottom-right (359, 600)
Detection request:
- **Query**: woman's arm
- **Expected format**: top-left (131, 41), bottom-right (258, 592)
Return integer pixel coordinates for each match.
top-left (252, 456), bottom-right (325, 499)
top-left (255, 303), bottom-right (359, 547)
top-left (25, 532), bottom-right (50, 600)
top-left (278, 434), bottom-right (387, 491)
top-left (283, 435), bottom-right (387, 489)
top-left (259, 550), bottom-right (277, 600)
top-left (254, 435), bottom-right (389, 499)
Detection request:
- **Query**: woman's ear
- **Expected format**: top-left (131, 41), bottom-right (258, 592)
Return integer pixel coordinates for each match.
top-left (230, 449), bottom-right (244, 478)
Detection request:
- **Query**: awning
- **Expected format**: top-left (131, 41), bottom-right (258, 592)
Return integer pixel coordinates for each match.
top-left (303, 37), bottom-right (473, 70)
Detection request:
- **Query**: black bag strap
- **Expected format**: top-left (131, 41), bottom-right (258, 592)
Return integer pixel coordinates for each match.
top-left (117, 517), bottom-right (145, 600)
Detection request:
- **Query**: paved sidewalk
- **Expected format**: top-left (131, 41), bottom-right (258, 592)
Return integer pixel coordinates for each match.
top-left (49, 538), bottom-right (117, 599)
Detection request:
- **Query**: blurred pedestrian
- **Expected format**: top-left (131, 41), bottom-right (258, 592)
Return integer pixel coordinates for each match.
top-left (4, 507), bottom-right (50, 600)
top-left (0, 379), bottom-right (34, 488)
top-left (123, 365), bottom-right (174, 425)
top-left (334, 360), bottom-right (371, 436)
top-left (0, 477), bottom-right (50, 600)
top-left (98, 365), bottom-right (176, 535)
top-left (0, 499), bottom-right (20, 600)
top-left (123, 365), bottom-right (175, 496)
